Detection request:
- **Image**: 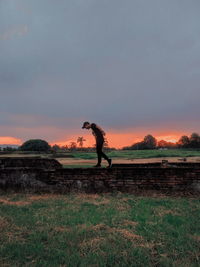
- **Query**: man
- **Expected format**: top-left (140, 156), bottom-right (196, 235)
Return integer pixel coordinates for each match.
top-left (82, 121), bottom-right (112, 168)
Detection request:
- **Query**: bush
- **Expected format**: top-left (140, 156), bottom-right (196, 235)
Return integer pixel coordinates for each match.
top-left (20, 139), bottom-right (51, 152)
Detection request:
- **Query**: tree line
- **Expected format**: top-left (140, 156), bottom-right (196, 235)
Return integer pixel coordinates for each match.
top-left (1, 132), bottom-right (200, 152)
top-left (122, 132), bottom-right (200, 150)
top-left (0, 137), bottom-right (116, 152)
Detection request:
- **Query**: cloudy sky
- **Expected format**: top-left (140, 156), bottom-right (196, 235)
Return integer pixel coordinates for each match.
top-left (0, 0), bottom-right (200, 147)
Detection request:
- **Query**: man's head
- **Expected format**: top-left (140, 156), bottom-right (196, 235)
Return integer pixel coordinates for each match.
top-left (82, 121), bottom-right (91, 129)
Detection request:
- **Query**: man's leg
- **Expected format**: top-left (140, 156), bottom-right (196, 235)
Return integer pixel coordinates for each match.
top-left (98, 142), bottom-right (112, 167)
top-left (101, 151), bottom-right (109, 161)
top-left (96, 142), bottom-right (102, 166)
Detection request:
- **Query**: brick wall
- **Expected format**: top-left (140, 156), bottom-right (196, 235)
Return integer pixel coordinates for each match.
top-left (0, 158), bottom-right (200, 193)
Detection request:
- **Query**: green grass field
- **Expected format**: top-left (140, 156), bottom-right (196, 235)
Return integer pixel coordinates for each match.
top-left (2, 149), bottom-right (200, 160)
top-left (66, 149), bottom-right (200, 160)
top-left (59, 149), bottom-right (200, 168)
top-left (0, 193), bottom-right (199, 267)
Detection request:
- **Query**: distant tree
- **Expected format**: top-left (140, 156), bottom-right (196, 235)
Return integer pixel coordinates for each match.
top-left (130, 141), bottom-right (146, 150)
top-left (189, 133), bottom-right (200, 148)
top-left (158, 140), bottom-right (177, 149)
top-left (2, 147), bottom-right (17, 152)
top-left (51, 144), bottom-right (60, 152)
top-left (143, 134), bottom-right (157, 149)
top-left (122, 134), bottom-right (157, 150)
top-left (157, 140), bottom-right (168, 148)
top-left (70, 142), bottom-right (77, 150)
top-left (61, 145), bottom-right (69, 151)
top-left (20, 139), bottom-right (51, 152)
top-left (77, 136), bottom-right (86, 148)
top-left (177, 135), bottom-right (190, 148)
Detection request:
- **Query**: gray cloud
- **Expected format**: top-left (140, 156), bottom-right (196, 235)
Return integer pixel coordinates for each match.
top-left (0, 0), bottom-right (200, 140)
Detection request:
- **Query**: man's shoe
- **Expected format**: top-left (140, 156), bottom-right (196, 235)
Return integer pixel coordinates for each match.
top-left (107, 159), bottom-right (112, 168)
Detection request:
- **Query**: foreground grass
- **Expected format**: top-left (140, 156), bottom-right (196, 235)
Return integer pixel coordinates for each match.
top-left (0, 193), bottom-right (199, 267)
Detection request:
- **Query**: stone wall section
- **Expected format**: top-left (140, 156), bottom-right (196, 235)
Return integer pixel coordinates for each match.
top-left (0, 158), bottom-right (199, 193)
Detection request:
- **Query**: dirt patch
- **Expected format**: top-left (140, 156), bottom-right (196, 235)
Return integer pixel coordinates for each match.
top-left (0, 218), bottom-right (26, 243)
top-left (115, 202), bottom-right (130, 211)
top-left (80, 237), bottom-right (105, 248)
top-left (123, 220), bottom-right (138, 227)
top-left (0, 216), bottom-right (9, 229)
top-left (54, 226), bottom-right (71, 232)
top-left (75, 193), bottom-right (100, 200)
top-left (91, 199), bottom-right (110, 206)
top-left (76, 224), bottom-right (88, 230)
top-left (5, 230), bottom-right (27, 243)
top-left (59, 222), bottom-right (157, 250)
top-left (190, 235), bottom-right (200, 242)
top-left (28, 194), bottom-right (61, 201)
top-left (0, 199), bottom-right (30, 206)
top-left (153, 207), bottom-right (180, 217)
top-left (111, 228), bottom-right (143, 241)
top-left (75, 193), bottom-right (110, 206)
top-left (0, 194), bottom-right (62, 206)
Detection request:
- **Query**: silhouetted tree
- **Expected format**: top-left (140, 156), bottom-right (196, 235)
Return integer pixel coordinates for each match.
top-left (77, 136), bottom-right (86, 148)
top-left (158, 140), bottom-right (177, 149)
top-left (189, 133), bottom-right (200, 148)
top-left (70, 142), bottom-right (77, 150)
top-left (177, 135), bottom-right (190, 148)
top-left (122, 134), bottom-right (156, 150)
top-left (51, 144), bottom-right (60, 152)
top-left (20, 139), bottom-right (51, 152)
top-left (143, 134), bottom-right (157, 149)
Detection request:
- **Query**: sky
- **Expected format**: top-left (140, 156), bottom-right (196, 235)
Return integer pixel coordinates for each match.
top-left (0, 0), bottom-right (200, 148)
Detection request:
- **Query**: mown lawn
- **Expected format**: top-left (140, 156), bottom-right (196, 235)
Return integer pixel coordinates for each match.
top-left (0, 193), bottom-right (199, 267)
top-left (70, 149), bottom-right (200, 160)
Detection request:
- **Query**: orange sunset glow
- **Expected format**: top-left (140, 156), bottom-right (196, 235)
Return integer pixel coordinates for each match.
top-left (51, 131), bottom-right (181, 149)
top-left (0, 136), bottom-right (22, 145)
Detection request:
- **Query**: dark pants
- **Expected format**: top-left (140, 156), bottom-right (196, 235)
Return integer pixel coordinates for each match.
top-left (96, 140), bottom-right (109, 165)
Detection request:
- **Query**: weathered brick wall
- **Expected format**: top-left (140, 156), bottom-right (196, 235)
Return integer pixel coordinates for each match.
top-left (0, 157), bottom-right (62, 169)
top-left (0, 159), bottom-right (200, 193)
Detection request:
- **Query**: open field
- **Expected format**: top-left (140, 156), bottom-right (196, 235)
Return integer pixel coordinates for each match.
top-left (1, 149), bottom-right (200, 168)
top-left (56, 149), bottom-right (200, 168)
top-left (0, 193), bottom-right (199, 267)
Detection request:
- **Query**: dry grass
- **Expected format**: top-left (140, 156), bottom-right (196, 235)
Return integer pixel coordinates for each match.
top-left (0, 193), bottom-right (199, 266)
top-left (80, 237), bottom-right (105, 249)
top-left (0, 217), bottom-right (25, 243)
top-left (28, 194), bottom-right (61, 201)
top-left (122, 220), bottom-right (138, 227)
top-left (0, 216), bottom-right (9, 229)
top-left (74, 193), bottom-right (110, 206)
top-left (0, 194), bottom-right (61, 206)
top-left (54, 226), bottom-right (71, 232)
top-left (0, 199), bottom-right (30, 206)
top-left (75, 193), bottom-right (100, 201)
top-left (110, 227), bottom-right (143, 241)
top-left (153, 207), bottom-right (181, 217)
top-left (190, 235), bottom-right (200, 242)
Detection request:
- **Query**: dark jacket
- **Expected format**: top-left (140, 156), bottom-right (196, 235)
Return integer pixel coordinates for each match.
top-left (91, 123), bottom-right (105, 143)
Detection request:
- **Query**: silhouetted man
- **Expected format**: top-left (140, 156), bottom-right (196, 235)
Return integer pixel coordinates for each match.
top-left (82, 122), bottom-right (112, 168)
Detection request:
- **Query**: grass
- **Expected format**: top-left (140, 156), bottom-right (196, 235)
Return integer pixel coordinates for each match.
top-left (0, 193), bottom-right (199, 266)
top-left (3, 149), bottom-right (200, 159)
top-left (55, 149), bottom-right (200, 161)
top-left (71, 149), bottom-right (200, 160)
top-left (60, 149), bottom-right (200, 168)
